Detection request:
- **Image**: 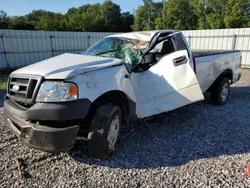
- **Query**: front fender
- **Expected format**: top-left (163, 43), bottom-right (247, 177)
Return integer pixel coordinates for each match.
top-left (67, 65), bottom-right (136, 103)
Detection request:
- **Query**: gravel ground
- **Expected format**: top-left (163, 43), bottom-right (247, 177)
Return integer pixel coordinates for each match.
top-left (1, 70), bottom-right (250, 187)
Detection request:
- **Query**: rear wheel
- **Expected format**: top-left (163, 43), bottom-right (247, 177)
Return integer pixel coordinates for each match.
top-left (210, 77), bottom-right (230, 105)
top-left (87, 103), bottom-right (122, 159)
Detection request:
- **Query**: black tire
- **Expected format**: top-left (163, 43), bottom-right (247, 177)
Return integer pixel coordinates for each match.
top-left (87, 103), bottom-right (122, 159)
top-left (210, 77), bottom-right (230, 105)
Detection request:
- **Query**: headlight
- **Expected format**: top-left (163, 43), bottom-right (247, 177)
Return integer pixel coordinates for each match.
top-left (36, 81), bottom-right (78, 102)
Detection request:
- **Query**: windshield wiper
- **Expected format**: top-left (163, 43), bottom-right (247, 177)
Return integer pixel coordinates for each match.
top-left (95, 50), bottom-right (120, 56)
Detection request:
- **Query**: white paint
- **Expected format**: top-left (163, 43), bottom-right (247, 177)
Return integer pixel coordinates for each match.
top-left (195, 52), bottom-right (241, 92)
top-left (107, 30), bottom-right (178, 42)
top-left (68, 65), bottom-right (136, 103)
top-left (1, 29), bottom-right (250, 69)
top-left (11, 53), bottom-right (122, 79)
top-left (9, 30), bottom-right (242, 119)
top-left (182, 28), bottom-right (250, 67)
top-left (131, 50), bottom-right (204, 118)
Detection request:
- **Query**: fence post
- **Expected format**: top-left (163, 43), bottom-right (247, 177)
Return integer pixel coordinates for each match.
top-left (50, 35), bottom-right (55, 56)
top-left (188, 36), bottom-right (192, 47)
top-left (2, 35), bottom-right (9, 69)
top-left (87, 36), bottom-right (91, 48)
top-left (231, 34), bottom-right (237, 50)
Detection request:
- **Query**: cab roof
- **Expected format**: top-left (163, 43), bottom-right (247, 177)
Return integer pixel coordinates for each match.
top-left (107, 30), bottom-right (178, 42)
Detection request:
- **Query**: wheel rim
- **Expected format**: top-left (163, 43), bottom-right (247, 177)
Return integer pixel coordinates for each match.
top-left (107, 115), bottom-right (120, 149)
top-left (221, 82), bottom-right (229, 101)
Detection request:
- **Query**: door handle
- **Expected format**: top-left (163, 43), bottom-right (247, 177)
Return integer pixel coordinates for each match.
top-left (173, 55), bottom-right (188, 66)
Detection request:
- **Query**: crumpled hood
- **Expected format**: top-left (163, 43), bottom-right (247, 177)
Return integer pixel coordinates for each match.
top-left (11, 53), bottom-right (122, 79)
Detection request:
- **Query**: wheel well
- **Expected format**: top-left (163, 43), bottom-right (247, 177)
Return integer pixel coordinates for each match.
top-left (207, 69), bottom-right (232, 92)
top-left (219, 69), bottom-right (233, 81)
top-left (87, 91), bottom-right (135, 124)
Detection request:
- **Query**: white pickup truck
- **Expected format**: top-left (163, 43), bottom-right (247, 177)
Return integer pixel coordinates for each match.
top-left (4, 30), bottom-right (241, 159)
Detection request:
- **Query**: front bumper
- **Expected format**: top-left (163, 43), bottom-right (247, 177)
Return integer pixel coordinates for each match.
top-left (4, 109), bottom-right (79, 152)
top-left (4, 97), bottom-right (92, 121)
top-left (3, 97), bottom-right (92, 152)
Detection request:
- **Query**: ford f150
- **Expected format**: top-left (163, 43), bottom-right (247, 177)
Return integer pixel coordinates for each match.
top-left (4, 30), bottom-right (242, 159)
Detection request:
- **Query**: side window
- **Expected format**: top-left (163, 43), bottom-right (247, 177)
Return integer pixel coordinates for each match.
top-left (149, 38), bottom-right (175, 62)
top-left (173, 33), bottom-right (188, 51)
top-left (150, 41), bottom-right (163, 53)
top-left (150, 39), bottom-right (174, 55)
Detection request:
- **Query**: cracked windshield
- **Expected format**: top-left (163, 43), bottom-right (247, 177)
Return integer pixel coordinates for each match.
top-left (83, 37), bottom-right (149, 71)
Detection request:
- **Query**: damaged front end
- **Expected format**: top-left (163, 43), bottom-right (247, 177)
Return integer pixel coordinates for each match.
top-left (5, 109), bottom-right (79, 152)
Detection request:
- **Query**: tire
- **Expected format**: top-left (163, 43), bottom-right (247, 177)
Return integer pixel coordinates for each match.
top-left (210, 77), bottom-right (230, 105)
top-left (87, 103), bottom-right (122, 159)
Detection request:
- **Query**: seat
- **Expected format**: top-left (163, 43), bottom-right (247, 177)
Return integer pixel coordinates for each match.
top-left (161, 40), bottom-right (174, 54)
top-left (155, 40), bottom-right (174, 61)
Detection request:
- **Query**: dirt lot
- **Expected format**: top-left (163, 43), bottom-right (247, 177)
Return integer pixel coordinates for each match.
top-left (0, 70), bottom-right (250, 187)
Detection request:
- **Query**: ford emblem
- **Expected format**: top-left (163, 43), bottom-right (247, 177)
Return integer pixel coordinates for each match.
top-left (12, 85), bottom-right (20, 92)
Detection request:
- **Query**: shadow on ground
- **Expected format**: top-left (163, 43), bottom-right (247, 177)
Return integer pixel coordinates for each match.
top-left (69, 86), bottom-right (250, 169)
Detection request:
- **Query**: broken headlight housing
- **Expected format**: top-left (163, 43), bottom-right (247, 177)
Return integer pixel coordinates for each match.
top-left (36, 81), bottom-right (78, 102)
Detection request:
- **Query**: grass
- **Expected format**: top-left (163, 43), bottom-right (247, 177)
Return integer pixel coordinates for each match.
top-left (0, 81), bottom-right (7, 90)
top-left (0, 72), bottom-right (10, 90)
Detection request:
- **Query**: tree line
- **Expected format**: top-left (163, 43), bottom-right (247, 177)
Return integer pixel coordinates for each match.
top-left (0, 0), bottom-right (250, 32)
top-left (0, 0), bottom-right (134, 32)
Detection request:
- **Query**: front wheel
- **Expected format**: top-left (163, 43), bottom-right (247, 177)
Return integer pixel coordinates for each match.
top-left (210, 77), bottom-right (230, 105)
top-left (87, 103), bottom-right (122, 159)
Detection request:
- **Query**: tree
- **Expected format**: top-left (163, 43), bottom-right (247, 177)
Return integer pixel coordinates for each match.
top-left (35, 12), bottom-right (67, 31)
top-left (161, 0), bottom-right (198, 30)
top-left (65, 1), bottom-right (130, 32)
top-left (0, 10), bottom-right (10, 29)
top-left (8, 16), bottom-right (33, 30)
top-left (205, 0), bottom-right (227, 29)
top-left (224, 0), bottom-right (250, 28)
top-left (4, 0), bottom-right (250, 32)
top-left (1, 1), bottom-right (132, 32)
top-left (133, 5), bottom-right (147, 31)
top-left (24, 10), bottom-right (49, 30)
top-left (121, 12), bottom-right (134, 32)
top-left (133, 1), bottom-right (163, 31)
top-left (100, 0), bottom-right (122, 31)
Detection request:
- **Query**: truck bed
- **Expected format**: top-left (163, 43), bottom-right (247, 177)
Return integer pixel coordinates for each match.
top-left (193, 50), bottom-right (241, 93)
top-left (193, 50), bottom-right (240, 57)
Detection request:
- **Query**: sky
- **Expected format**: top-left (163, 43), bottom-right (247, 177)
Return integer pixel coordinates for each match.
top-left (0, 0), bottom-right (146, 16)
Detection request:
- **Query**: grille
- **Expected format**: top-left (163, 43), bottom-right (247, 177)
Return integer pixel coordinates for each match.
top-left (7, 75), bottom-right (43, 106)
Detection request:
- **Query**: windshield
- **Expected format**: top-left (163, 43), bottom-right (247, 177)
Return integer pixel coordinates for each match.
top-left (83, 37), bottom-right (149, 72)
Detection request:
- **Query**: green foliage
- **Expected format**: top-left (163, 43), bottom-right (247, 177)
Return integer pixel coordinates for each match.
top-left (133, 1), bottom-right (163, 31)
top-left (35, 12), bottom-right (66, 31)
top-left (0, 10), bottom-right (10, 29)
top-left (1, 0), bottom-right (250, 32)
top-left (224, 0), bottom-right (250, 28)
top-left (65, 4), bottom-right (103, 31)
top-left (8, 16), bottom-right (33, 30)
top-left (160, 0), bottom-right (198, 30)
top-left (193, 0), bottom-right (227, 29)
top-left (101, 0), bottom-right (122, 31)
top-left (0, 0), bottom-right (133, 32)
top-left (133, 0), bottom-right (250, 31)
top-left (121, 12), bottom-right (134, 32)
